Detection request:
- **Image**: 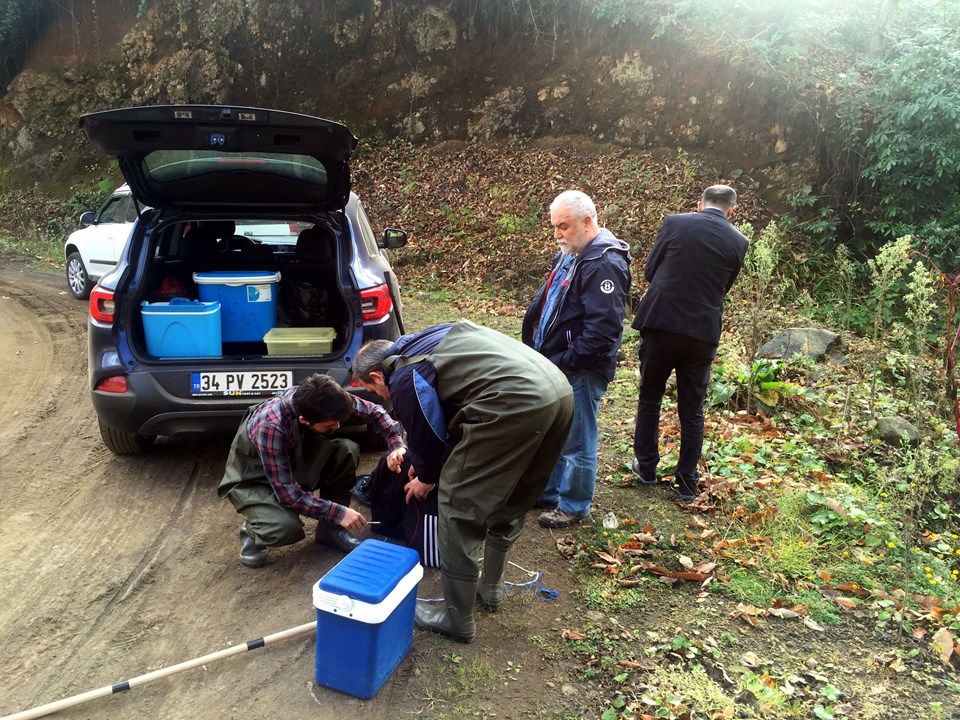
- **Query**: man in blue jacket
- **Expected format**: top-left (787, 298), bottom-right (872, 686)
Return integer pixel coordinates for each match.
top-left (353, 322), bottom-right (573, 642)
top-left (522, 190), bottom-right (631, 528)
top-left (631, 185), bottom-right (749, 501)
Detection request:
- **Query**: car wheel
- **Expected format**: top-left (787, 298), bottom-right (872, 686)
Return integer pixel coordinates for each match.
top-left (98, 418), bottom-right (156, 455)
top-left (66, 251), bottom-right (93, 300)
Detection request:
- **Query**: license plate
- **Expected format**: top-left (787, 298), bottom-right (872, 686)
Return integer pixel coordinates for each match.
top-left (191, 371), bottom-right (293, 397)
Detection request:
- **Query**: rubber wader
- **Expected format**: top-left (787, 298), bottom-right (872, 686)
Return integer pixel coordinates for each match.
top-left (415, 574), bottom-right (477, 643)
top-left (477, 535), bottom-right (511, 611)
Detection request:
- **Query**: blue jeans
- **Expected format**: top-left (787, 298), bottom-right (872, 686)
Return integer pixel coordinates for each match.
top-left (539, 370), bottom-right (608, 516)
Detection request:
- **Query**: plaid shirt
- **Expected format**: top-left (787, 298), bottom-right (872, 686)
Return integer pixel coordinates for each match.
top-left (246, 388), bottom-right (404, 522)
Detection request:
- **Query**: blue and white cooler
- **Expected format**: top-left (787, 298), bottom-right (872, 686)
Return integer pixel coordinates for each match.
top-left (193, 271), bottom-right (280, 342)
top-left (312, 539), bottom-right (423, 699)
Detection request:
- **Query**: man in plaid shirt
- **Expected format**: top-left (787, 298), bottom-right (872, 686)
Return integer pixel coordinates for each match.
top-left (218, 373), bottom-right (406, 568)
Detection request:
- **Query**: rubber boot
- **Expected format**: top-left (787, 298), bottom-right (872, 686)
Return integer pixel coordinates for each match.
top-left (478, 537), bottom-right (511, 612)
top-left (315, 523), bottom-right (362, 553)
top-left (415, 574), bottom-right (477, 643)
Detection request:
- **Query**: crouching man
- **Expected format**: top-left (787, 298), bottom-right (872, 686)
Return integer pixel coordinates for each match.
top-left (218, 373), bottom-right (406, 568)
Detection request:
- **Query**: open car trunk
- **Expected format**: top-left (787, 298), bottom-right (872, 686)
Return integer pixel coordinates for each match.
top-left (126, 214), bottom-right (356, 364)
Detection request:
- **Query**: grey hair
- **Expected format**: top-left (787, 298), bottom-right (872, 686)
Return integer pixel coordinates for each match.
top-left (353, 339), bottom-right (394, 381)
top-left (701, 185), bottom-right (738, 210)
top-left (550, 190), bottom-right (597, 222)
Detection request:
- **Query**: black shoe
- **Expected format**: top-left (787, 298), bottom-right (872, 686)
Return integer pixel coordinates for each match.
top-left (239, 527), bottom-right (267, 568)
top-left (315, 524), bottom-right (363, 553)
top-left (353, 475), bottom-right (373, 505)
top-left (631, 458), bottom-right (658, 485)
top-left (672, 473), bottom-right (698, 502)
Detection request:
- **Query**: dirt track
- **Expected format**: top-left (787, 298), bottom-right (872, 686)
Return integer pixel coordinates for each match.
top-left (0, 261), bottom-right (595, 720)
top-left (0, 262), bottom-right (434, 719)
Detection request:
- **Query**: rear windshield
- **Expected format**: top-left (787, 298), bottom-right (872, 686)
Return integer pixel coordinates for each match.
top-left (143, 150), bottom-right (328, 186)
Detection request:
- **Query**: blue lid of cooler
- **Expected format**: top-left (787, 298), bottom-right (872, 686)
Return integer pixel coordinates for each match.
top-left (316, 539), bottom-right (421, 605)
top-left (192, 271), bottom-right (280, 285)
top-left (140, 298), bottom-right (220, 314)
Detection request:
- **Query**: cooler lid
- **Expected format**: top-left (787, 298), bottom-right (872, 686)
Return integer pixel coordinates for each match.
top-left (314, 540), bottom-right (422, 623)
top-left (140, 299), bottom-right (220, 314)
top-left (192, 271), bottom-right (281, 285)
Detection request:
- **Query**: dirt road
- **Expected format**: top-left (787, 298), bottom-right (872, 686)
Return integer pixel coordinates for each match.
top-left (0, 260), bottom-right (590, 720)
top-left (0, 262), bottom-right (452, 719)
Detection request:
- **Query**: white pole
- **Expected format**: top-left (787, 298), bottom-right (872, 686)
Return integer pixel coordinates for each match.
top-left (1, 621), bottom-right (318, 720)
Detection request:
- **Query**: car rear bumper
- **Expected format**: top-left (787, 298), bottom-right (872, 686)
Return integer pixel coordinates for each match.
top-left (91, 357), bottom-right (355, 437)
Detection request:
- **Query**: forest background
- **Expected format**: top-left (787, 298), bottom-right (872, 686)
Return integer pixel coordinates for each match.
top-left (0, 1), bottom-right (959, 717)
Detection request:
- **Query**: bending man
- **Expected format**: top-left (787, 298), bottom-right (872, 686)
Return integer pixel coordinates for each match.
top-left (353, 321), bottom-right (573, 643)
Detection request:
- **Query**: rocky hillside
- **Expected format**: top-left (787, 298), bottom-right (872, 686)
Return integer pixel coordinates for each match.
top-left (0, 0), bottom-right (818, 198)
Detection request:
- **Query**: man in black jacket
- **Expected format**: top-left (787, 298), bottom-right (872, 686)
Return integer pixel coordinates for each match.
top-left (522, 190), bottom-right (631, 528)
top-left (631, 185), bottom-right (749, 501)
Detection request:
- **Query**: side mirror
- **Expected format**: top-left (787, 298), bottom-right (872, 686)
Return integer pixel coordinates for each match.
top-left (379, 228), bottom-right (408, 250)
top-left (79, 211), bottom-right (95, 228)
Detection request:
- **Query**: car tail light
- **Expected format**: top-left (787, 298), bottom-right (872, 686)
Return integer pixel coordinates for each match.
top-left (89, 286), bottom-right (116, 324)
top-left (360, 284), bottom-right (393, 323)
top-left (95, 375), bottom-right (128, 393)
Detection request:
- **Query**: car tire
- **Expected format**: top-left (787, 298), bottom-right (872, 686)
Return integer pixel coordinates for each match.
top-left (66, 251), bottom-right (93, 300)
top-left (98, 418), bottom-right (156, 455)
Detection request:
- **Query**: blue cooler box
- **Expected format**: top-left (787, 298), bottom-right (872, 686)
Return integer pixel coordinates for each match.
top-left (313, 540), bottom-right (423, 699)
top-left (193, 271), bottom-right (280, 343)
top-left (140, 299), bottom-right (221, 357)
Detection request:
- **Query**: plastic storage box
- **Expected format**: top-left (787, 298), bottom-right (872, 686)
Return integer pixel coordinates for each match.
top-left (313, 540), bottom-right (423, 699)
top-left (193, 271), bottom-right (280, 343)
top-left (140, 298), bottom-right (221, 357)
top-left (263, 327), bottom-right (337, 356)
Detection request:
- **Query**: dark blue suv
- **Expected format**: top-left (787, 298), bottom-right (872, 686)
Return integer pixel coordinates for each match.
top-left (81, 105), bottom-right (407, 454)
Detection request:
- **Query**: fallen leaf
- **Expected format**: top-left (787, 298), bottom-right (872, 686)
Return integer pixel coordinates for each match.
top-left (768, 607), bottom-right (801, 619)
top-left (594, 550), bottom-right (620, 565)
top-left (803, 617), bottom-right (825, 632)
top-left (932, 627), bottom-right (955, 665)
top-left (679, 555), bottom-right (694, 569)
top-left (833, 597), bottom-right (857, 610)
top-left (739, 651), bottom-right (764, 668)
top-left (561, 629), bottom-right (586, 640)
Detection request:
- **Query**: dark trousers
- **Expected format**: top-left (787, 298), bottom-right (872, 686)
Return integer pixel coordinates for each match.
top-left (633, 329), bottom-right (717, 483)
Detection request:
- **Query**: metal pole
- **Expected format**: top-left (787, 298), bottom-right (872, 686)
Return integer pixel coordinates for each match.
top-left (1, 620), bottom-right (318, 720)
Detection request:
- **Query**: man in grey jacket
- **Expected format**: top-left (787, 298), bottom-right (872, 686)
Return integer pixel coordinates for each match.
top-left (521, 190), bottom-right (631, 528)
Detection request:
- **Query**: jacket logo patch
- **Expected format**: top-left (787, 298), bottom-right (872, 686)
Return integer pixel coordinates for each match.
top-left (600, 279), bottom-right (616, 294)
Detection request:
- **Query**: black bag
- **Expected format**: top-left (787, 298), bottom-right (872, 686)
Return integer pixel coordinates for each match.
top-left (369, 454), bottom-right (440, 568)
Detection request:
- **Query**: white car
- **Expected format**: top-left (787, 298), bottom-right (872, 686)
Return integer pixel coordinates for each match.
top-left (64, 187), bottom-right (302, 299)
top-left (64, 184), bottom-right (139, 299)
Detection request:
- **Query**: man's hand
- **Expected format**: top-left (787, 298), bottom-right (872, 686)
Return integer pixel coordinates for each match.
top-left (339, 507), bottom-right (367, 532)
top-left (386, 446), bottom-right (407, 473)
top-left (403, 476), bottom-right (435, 504)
